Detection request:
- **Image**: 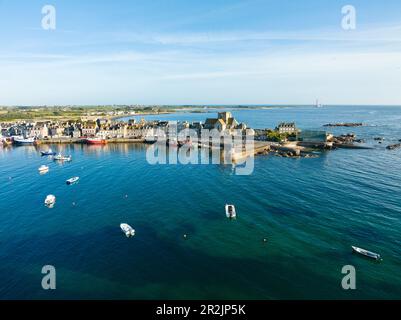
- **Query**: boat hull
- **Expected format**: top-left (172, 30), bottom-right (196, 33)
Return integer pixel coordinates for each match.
top-left (66, 177), bottom-right (79, 185)
top-left (85, 138), bottom-right (107, 145)
top-left (225, 204), bottom-right (237, 219)
top-left (54, 156), bottom-right (72, 162)
top-left (14, 139), bottom-right (35, 145)
top-left (41, 152), bottom-right (57, 156)
top-left (352, 246), bottom-right (381, 260)
top-left (120, 223), bottom-right (135, 237)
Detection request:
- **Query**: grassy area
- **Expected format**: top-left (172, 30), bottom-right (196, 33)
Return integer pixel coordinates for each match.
top-left (0, 109), bottom-right (83, 121)
top-left (0, 106), bottom-right (176, 122)
top-left (0, 105), bottom-right (283, 122)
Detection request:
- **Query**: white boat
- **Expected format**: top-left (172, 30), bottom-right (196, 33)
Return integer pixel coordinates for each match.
top-left (41, 148), bottom-right (56, 156)
top-left (53, 153), bottom-right (72, 162)
top-left (120, 223), bottom-right (135, 237)
top-left (225, 204), bottom-right (237, 219)
top-left (352, 246), bottom-right (381, 261)
top-left (44, 195), bottom-right (56, 208)
top-left (38, 165), bottom-right (49, 173)
top-left (66, 177), bottom-right (79, 185)
top-left (144, 135), bottom-right (158, 143)
top-left (14, 137), bottom-right (35, 145)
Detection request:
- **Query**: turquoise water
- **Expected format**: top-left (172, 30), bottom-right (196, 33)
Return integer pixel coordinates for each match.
top-left (1, 105), bottom-right (401, 299)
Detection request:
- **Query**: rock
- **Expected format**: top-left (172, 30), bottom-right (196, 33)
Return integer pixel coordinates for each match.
top-left (387, 143), bottom-right (401, 150)
top-left (324, 123), bottom-right (363, 127)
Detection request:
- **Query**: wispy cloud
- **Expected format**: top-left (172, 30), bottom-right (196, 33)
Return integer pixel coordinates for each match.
top-left (109, 23), bottom-right (401, 45)
top-left (1, 3), bottom-right (401, 105)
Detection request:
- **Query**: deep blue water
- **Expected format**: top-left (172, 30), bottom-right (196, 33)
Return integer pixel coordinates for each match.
top-left (1, 105), bottom-right (401, 299)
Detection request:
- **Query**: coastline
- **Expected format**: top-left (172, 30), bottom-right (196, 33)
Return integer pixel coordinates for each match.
top-left (36, 137), bottom-right (145, 144)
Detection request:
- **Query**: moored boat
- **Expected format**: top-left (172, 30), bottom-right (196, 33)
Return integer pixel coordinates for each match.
top-left (144, 135), bottom-right (158, 144)
top-left (167, 138), bottom-right (178, 147)
top-left (38, 165), bottom-right (49, 173)
top-left (178, 138), bottom-right (193, 148)
top-left (13, 137), bottom-right (35, 145)
top-left (44, 195), bottom-right (56, 208)
top-left (120, 223), bottom-right (135, 237)
top-left (352, 246), bottom-right (381, 261)
top-left (53, 153), bottom-right (72, 162)
top-left (41, 148), bottom-right (57, 156)
top-left (225, 204), bottom-right (237, 219)
top-left (85, 137), bottom-right (107, 145)
top-left (66, 177), bottom-right (80, 185)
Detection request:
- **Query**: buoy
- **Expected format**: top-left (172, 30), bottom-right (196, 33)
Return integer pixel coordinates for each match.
top-left (263, 238), bottom-right (268, 243)
top-left (183, 234), bottom-right (188, 239)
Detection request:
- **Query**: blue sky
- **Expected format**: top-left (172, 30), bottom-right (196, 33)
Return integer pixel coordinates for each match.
top-left (0, 0), bottom-right (401, 105)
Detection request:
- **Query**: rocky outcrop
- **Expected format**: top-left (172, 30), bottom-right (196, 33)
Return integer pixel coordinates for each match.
top-left (387, 143), bottom-right (401, 150)
top-left (323, 123), bottom-right (363, 127)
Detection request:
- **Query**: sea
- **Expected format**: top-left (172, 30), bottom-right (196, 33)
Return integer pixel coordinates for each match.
top-left (1, 105), bottom-right (401, 299)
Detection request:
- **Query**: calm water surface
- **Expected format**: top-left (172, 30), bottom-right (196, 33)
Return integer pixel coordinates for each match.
top-left (1, 106), bottom-right (401, 299)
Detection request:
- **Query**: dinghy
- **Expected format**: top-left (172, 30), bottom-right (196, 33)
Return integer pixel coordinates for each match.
top-left (41, 148), bottom-right (57, 156)
top-left (66, 177), bottom-right (79, 185)
top-left (44, 195), bottom-right (56, 208)
top-left (352, 246), bottom-right (381, 261)
top-left (38, 165), bottom-right (49, 173)
top-left (53, 154), bottom-right (72, 162)
top-left (120, 223), bottom-right (135, 237)
top-left (225, 204), bottom-right (237, 219)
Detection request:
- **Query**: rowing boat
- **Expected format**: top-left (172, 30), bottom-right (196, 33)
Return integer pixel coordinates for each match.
top-left (352, 246), bottom-right (381, 261)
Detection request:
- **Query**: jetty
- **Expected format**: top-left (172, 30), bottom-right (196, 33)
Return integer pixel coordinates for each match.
top-left (230, 141), bottom-right (273, 162)
top-left (230, 141), bottom-right (306, 162)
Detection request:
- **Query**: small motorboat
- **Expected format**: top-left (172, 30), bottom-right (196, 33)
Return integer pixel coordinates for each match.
top-left (13, 137), bottom-right (35, 145)
top-left (66, 177), bottom-right (79, 185)
top-left (120, 223), bottom-right (135, 237)
top-left (38, 165), bottom-right (49, 173)
top-left (167, 138), bottom-right (178, 147)
top-left (41, 148), bottom-right (57, 156)
top-left (225, 204), bottom-right (237, 219)
top-left (144, 135), bottom-right (158, 144)
top-left (178, 138), bottom-right (193, 148)
top-left (44, 195), bottom-right (56, 208)
top-left (352, 246), bottom-right (381, 261)
top-left (53, 154), bottom-right (72, 162)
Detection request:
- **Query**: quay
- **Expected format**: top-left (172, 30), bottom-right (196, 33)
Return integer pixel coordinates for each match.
top-left (230, 141), bottom-right (303, 162)
top-left (36, 138), bottom-right (145, 144)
